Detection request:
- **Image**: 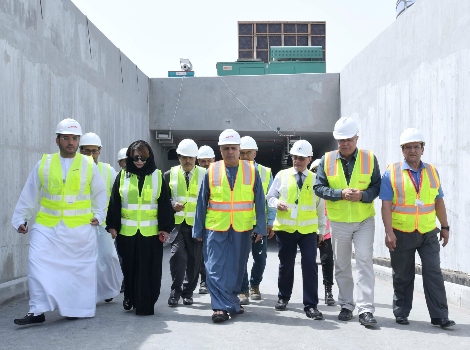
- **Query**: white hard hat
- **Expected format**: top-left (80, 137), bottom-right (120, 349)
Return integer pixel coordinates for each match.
top-left (176, 139), bottom-right (199, 157)
top-left (309, 158), bottom-right (321, 171)
top-left (218, 129), bottom-right (241, 145)
top-left (197, 145), bottom-right (215, 159)
top-left (333, 117), bottom-right (359, 140)
top-left (400, 128), bottom-right (426, 146)
top-left (80, 132), bottom-right (102, 148)
top-left (117, 148), bottom-right (127, 161)
top-left (56, 118), bottom-right (82, 136)
top-left (290, 140), bottom-right (313, 157)
top-left (240, 136), bottom-right (258, 150)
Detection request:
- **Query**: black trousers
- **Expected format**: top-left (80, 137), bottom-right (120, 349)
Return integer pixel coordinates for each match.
top-left (116, 231), bottom-right (163, 315)
top-left (318, 237), bottom-right (334, 286)
top-left (169, 221), bottom-right (202, 298)
top-left (276, 230), bottom-right (319, 311)
top-left (390, 228), bottom-right (448, 319)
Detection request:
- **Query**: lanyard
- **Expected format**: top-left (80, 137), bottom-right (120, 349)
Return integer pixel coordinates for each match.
top-left (406, 169), bottom-right (423, 195)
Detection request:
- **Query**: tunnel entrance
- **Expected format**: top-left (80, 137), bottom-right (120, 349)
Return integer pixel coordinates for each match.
top-left (158, 129), bottom-right (336, 176)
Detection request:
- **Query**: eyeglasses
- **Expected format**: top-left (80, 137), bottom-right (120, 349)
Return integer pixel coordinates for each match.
top-left (58, 136), bottom-right (80, 142)
top-left (132, 155), bottom-right (148, 162)
top-left (292, 155), bottom-right (307, 161)
top-left (81, 149), bottom-right (100, 155)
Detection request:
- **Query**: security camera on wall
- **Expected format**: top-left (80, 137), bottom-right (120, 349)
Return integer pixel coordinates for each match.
top-left (180, 58), bottom-right (193, 71)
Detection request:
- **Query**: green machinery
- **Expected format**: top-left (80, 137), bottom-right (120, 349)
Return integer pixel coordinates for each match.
top-left (216, 46), bottom-right (325, 76)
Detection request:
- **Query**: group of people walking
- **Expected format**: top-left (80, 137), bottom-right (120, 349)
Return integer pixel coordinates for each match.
top-left (11, 116), bottom-right (455, 329)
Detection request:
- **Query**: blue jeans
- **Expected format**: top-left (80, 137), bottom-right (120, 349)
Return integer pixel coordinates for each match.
top-left (241, 234), bottom-right (267, 292)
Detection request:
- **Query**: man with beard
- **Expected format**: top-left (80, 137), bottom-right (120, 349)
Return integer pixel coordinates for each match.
top-left (12, 119), bottom-right (107, 325)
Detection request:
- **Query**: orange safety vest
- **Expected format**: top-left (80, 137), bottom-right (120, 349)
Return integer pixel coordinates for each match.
top-left (205, 160), bottom-right (256, 232)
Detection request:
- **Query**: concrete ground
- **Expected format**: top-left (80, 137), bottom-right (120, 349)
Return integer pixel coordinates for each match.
top-left (1, 238), bottom-right (469, 350)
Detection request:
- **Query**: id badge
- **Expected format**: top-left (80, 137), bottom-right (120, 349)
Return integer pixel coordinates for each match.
top-left (415, 199), bottom-right (424, 207)
top-left (290, 204), bottom-right (298, 219)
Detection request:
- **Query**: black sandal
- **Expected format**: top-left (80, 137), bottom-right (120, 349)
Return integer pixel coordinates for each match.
top-left (212, 310), bottom-right (229, 323)
top-left (123, 298), bottom-right (132, 311)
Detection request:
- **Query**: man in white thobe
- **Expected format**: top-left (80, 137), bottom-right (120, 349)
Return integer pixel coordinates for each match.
top-left (79, 132), bottom-right (123, 303)
top-left (11, 118), bottom-right (107, 325)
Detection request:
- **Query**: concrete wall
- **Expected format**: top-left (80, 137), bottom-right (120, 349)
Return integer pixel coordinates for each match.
top-left (150, 74), bottom-right (340, 134)
top-left (340, 0), bottom-right (470, 274)
top-left (0, 0), bottom-right (152, 305)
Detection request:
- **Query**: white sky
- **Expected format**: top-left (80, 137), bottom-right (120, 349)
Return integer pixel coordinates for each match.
top-left (70, 0), bottom-right (397, 78)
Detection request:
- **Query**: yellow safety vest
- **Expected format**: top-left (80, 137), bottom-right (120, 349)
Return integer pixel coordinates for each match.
top-left (257, 163), bottom-right (271, 195)
top-left (273, 169), bottom-right (318, 234)
top-left (98, 162), bottom-right (113, 226)
top-left (251, 163), bottom-right (271, 225)
top-left (37, 153), bottom-right (93, 228)
top-left (119, 169), bottom-right (162, 236)
top-left (170, 165), bottom-right (205, 226)
top-left (324, 149), bottom-right (375, 222)
top-left (205, 160), bottom-right (256, 232)
top-left (389, 162), bottom-right (440, 233)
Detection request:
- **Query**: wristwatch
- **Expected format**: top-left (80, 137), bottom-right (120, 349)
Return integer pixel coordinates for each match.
top-left (441, 226), bottom-right (450, 231)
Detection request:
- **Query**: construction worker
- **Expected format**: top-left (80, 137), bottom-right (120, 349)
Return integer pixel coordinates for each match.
top-left (165, 139), bottom-right (206, 307)
top-left (380, 128), bottom-right (455, 328)
top-left (79, 133), bottom-right (123, 303)
top-left (310, 158), bottom-right (335, 306)
top-left (197, 145), bottom-right (215, 169)
top-left (117, 148), bottom-right (127, 169)
top-left (196, 145), bottom-right (216, 294)
top-left (266, 140), bottom-right (325, 320)
top-left (193, 129), bottom-right (266, 323)
top-left (12, 119), bottom-right (107, 325)
top-left (238, 136), bottom-right (276, 304)
top-left (314, 116), bottom-right (381, 326)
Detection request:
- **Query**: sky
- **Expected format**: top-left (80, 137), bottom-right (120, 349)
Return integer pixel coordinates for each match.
top-left (70, 0), bottom-right (397, 78)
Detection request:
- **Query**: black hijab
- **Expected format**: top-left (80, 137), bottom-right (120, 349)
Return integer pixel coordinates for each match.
top-left (125, 140), bottom-right (157, 177)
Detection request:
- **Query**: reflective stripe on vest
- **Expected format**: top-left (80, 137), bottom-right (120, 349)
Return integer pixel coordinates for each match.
top-left (273, 169), bottom-right (318, 234)
top-left (37, 153), bottom-right (93, 228)
top-left (205, 160), bottom-right (255, 232)
top-left (170, 165), bottom-right (205, 226)
top-left (98, 162), bottom-right (113, 226)
top-left (119, 169), bottom-right (162, 236)
top-left (324, 149), bottom-right (375, 223)
top-left (389, 162), bottom-right (439, 233)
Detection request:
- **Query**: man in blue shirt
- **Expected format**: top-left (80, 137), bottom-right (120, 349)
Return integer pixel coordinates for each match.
top-left (380, 128), bottom-right (454, 328)
top-left (193, 129), bottom-right (266, 323)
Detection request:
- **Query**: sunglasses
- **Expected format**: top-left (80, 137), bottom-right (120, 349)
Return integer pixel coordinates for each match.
top-left (132, 155), bottom-right (148, 162)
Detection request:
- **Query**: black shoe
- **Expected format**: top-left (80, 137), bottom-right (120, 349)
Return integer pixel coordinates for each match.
top-left (199, 282), bottom-right (208, 294)
top-left (275, 298), bottom-right (288, 311)
top-left (104, 298), bottom-right (113, 302)
top-left (359, 312), bottom-right (377, 326)
top-left (324, 284), bottom-right (336, 306)
top-left (183, 297), bottom-right (193, 305)
top-left (431, 318), bottom-right (456, 328)
top-left (168, 297), bottom-right (179, 307)
top-left (14, 313), bottom-right (45, 326)
top-left (305, 307), bottom-right (323, 320)
top-left (338, 308), bottom-right (353, 321)
top-left (396, 316), bottom-right (409, 325)
top-left (123, 298), bottom-right (132, 311)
